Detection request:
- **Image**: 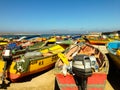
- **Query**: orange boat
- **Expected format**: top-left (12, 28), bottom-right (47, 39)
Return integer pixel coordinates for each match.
top-left (83, 35), bottom-right (110, 45)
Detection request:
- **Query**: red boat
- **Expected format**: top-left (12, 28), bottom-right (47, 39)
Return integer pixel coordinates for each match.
top-left (55, 42), bottom-right (109, 90)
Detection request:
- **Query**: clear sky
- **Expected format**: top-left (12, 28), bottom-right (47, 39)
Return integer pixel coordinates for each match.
top-left (0, 0), bottom-right (120, 34)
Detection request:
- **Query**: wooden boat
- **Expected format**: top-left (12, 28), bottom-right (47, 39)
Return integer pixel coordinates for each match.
top-left (0, 41), bottom-right (70, 82)
top-left (83, 35), bottom-right (110, 45)
top-left (55, 42), bottom-right (109, 89)
top-left (106, 41), bottom-right (120, 69)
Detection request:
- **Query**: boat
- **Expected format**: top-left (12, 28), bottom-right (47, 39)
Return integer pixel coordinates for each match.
top-left (83, 35), bottom-right (110, 45)
top-left (106, 41), bottom-right (120, 69)
top-left (0, 40), bottom-right (8, 50)
top-left (0, 40), bottom-right (8, 46)
top-left (55, 42), bottom-right (109, 89)
top-left (0, 40), bottom-right (71, 83)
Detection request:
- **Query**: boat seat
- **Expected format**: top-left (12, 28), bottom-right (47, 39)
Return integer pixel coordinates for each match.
top-left (96, 58), bottom-right (101, 68)
top-left (43, 52), bottom-right (53, 57)
top-left (99, 52), bottom-right (105, 63)
top-left (95, 48), bottom-right (99, 54)
top-left (79, 46), bottom-right (95, 56)
top-left (65, 45), bottom-right (80, 60)
top-left (95, 52), bottom-right (105, 68)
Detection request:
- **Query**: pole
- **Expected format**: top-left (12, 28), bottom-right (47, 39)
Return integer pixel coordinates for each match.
top-left (81, 77), bottom-right (87, 90)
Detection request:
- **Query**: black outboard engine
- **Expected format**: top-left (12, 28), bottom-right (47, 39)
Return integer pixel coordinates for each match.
top-left (72, 54), bottom-right (92, 90)
top-left (2, 48), bottom-right (12, 61)
top-left (0, 48), bottom-right (12, 88)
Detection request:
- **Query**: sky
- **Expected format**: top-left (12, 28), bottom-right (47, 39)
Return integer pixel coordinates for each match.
top-left (0, 0), bottom-right (120, 34)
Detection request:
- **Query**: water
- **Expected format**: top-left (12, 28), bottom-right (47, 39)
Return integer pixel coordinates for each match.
top-left (0, 34), bottom-right (77, 39)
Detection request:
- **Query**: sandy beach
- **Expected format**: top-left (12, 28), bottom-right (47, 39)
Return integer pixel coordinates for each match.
top-left (0, 67), bottom-right (113, 90)
top-left (0, 45), bottom-right (120, 90)
top-left (3, 66), bottom-right (116, 90)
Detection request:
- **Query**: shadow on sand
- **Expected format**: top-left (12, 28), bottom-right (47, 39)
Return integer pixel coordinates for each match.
top-left (106, 54), bottom-right (120, 90)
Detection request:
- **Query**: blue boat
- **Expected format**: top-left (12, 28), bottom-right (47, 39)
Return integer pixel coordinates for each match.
top-left (106, 41), bottom-right (120, 69)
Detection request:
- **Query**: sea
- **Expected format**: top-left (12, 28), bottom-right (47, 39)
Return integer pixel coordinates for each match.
top-left (0, 34), bottom-right (78, 39)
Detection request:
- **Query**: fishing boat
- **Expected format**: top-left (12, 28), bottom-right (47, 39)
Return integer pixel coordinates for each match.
top-left (106, 41), bottom-right (120, 70)
top-left (0, 40), bottom-right (71, 83)
top-left (55, 42), bottom-right (109, 90)
top-left (0, 40), bottom-right (8, 50)
top-left (0, 40), bottom-right (8, 46)
top-left (83, 35), bottom-right (110, 45)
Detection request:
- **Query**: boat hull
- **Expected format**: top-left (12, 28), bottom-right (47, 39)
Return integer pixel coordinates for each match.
top-left (108, 52), bottom-right (120, 69)
top-left (89, 40), bottom-right (109, 45)
top-left (55, 73), bottom-right (107, 90)
top-left (0, 43), bottom-right (68, 82)
top-left (106, 41), bottom-right (120, 70)
top-left (0, 54), bottom-right (58, 82)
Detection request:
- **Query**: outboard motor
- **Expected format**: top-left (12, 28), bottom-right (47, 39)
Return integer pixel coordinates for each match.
top-left (0, 48), bottom-right (12, 88)
top-left (72, 54), bottom-right (92, 90)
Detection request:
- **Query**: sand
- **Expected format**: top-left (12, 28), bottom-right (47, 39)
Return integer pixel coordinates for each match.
top-left (1, 45), bottom-right (119, 90)
top-left (0, 67), bottom-right (114, 90)
top-left (6, 68), bottom-right (56, 90)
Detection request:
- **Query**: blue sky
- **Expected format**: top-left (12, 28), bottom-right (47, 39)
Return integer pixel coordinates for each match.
top-left (0, 0), bottom-right (120, 34)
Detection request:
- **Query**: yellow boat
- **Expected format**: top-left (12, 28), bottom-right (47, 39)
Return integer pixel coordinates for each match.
top-left (0, 40), bottom-right (8, 50)
top-left (0, 42), bottom-right (70, 82)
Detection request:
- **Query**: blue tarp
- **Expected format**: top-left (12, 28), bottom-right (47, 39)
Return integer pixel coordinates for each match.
top-left (7, 43), bottom-right (22, 50)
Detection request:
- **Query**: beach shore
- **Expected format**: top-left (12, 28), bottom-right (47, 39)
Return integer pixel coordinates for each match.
top-left (1, 45), bottom-right (120, 90)
top-left (4, 67), bottom-right (115, 90)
